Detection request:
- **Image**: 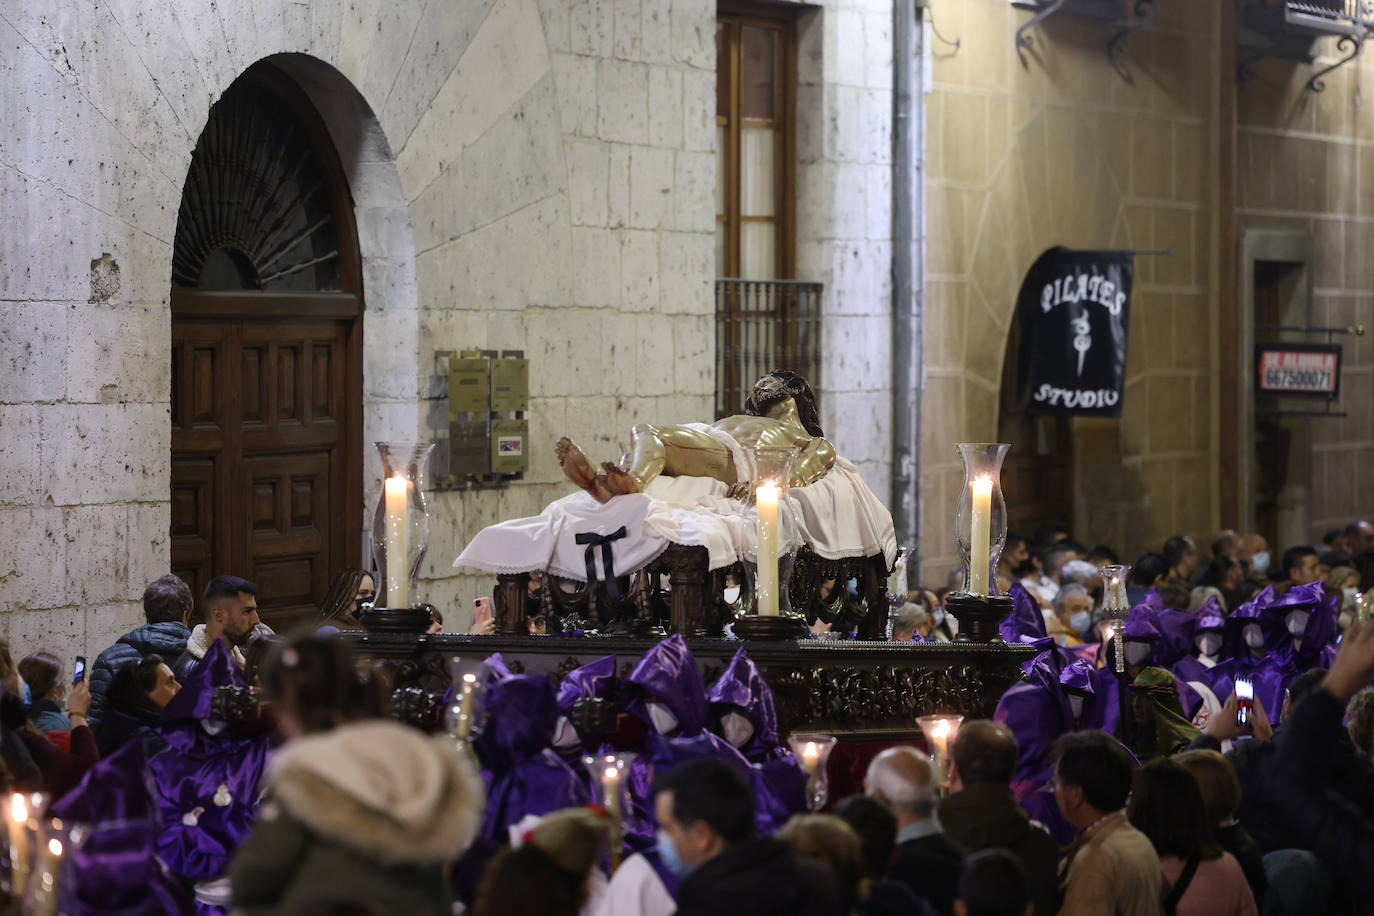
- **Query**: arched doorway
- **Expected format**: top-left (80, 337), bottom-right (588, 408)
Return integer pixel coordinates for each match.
top-left (997, 306), bottom-right (1075, 542)
top-left (170, 61), bottom-right (364, 628)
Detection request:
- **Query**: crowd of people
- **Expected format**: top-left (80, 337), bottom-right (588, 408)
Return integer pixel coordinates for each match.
top-left (0, 519), bottom-right (1369, 914)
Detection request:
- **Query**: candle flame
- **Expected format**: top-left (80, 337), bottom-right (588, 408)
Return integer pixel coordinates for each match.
top-left (47, 838), bottom-right (61, 856)
top-left (971, 475), bottom-right (993, 493)
top-left (462, 673), bottom-right (477, 684)
top-left (803, 741), bottom-right (818, 758)
top-left (604, 766), bottom-right (619, 781)
top-left (933, 719), bottom-right (951, 739)
top-left (11, 794), bottom-right (25, 823)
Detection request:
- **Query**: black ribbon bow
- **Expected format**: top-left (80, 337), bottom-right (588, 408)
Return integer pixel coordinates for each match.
top-left (575, 526), bottom-right (629, 604)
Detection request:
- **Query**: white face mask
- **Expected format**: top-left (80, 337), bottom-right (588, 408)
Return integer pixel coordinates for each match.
top-left (1124, 641), bottom-right (1152, 666)
top-left (1196, 632), bottom-right (1223, 657)
top-left (1068, 694), bottom-right (1085, 720)
top-left (1243, 622), bottom-right (1265, 649)
top-left (646, 702), bottom-right (680, 736)
top-left (551, 715), bottom-right (580, 749)
top-left (1285, 610), bottom-right (1310, 637)
top-left (719, 711), bottom-right (755, 748)
top-left (933, 608), bottom-right (946, 627)
top-left (1251, 551), bottom-right (1270, 574)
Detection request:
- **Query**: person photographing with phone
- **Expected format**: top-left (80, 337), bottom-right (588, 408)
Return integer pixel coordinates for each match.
top-left (10, 646), bottom-right (100, 797)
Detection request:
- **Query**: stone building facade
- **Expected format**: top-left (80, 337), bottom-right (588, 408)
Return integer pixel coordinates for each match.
top-left (3, 0), bottom-right (1372, 653)
top-left (0, 0), bottom-right (897, 650)
top-left (921, 0), bottom-right (1373, 583)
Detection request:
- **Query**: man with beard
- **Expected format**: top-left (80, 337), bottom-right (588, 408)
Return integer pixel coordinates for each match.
top-left (172, 576), bottom-right (261, 681)
top-left (555, 370), bottom-right (835, 501)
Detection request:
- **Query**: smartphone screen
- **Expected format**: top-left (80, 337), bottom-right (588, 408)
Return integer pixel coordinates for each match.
top-left (72, 656), bottom-right (86, 685)
top-left (1235, 678), bottom-right (1253, 727)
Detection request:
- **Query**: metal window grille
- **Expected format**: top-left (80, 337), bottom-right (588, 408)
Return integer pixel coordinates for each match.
top-left (715, 278), bottom-right (823, 419)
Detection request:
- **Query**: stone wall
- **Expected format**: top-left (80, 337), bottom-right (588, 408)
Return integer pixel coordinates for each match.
top-left (1236, 44), bottom-right (1374, 546)
top-left (1, 0), bottom-right (903, 651)
top-left (796, 1), bottom-right (896, 498)
top-left (921, 1), bottom-right (1220, 583)
top-left (0, 0), bottom-right (725, 651)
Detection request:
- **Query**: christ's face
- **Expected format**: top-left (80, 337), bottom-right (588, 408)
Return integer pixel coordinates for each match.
top-left (750, 375), bottom-right (793, 416)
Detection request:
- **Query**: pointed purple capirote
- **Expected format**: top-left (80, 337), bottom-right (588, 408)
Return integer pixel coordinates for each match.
top-left (52, 739), bottom-right (193, 915)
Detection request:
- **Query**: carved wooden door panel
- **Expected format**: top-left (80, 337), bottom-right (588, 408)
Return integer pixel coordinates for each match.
top-left (171, 313), bottom-right (359, 628)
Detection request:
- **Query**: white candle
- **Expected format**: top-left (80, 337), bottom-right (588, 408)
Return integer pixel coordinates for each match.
top-left (603, 761), bottom-right (624, 871)
top-left (455, 673), bottom-right (477, 738)
top-left (755, 482), bottom-right (780, 616)
top-left (9, 794), bottom-right (29, 896)
top-left (969, 475), bottom-right (992, 595)
top-left (34, 837), bottom-right (60, 916)
top-left (931, 719), bottom-right (951, 761)
top-left (384, 475), bottom-right (409, 608)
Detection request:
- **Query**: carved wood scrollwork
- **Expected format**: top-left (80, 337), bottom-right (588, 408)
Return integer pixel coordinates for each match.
top-left (766, 662), bottom-right (1002, 731)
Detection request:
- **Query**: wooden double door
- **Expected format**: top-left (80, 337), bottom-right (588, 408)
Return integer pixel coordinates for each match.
top-left (170, 296), bottom-right (362, 628)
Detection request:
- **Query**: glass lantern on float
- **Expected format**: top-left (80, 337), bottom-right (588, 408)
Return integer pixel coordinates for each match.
top-left (366, 442), bottom-right (435, 632)
top-left (734, 445), bottom-right (809, 639)
top-left (943, 443), bottom-right (1014, 642)
top-left (916, 714), bottom-right (964, 794)
top-left (1099, 564), bottom-right (1132, 673)
top-left (23, 817), bottom-right (86, 916)
top-left (787, 734), bottom-right (837, 812)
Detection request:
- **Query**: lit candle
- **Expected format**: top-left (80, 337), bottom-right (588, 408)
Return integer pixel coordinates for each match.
top-left (384, 475), bottom-right (409, 608)
top-left (456, 673), bottom-right (477, 738)
top-left (8, 794), bottom-right (29, 896)
top-left (602, 761), bottom-right (623, 871)
top-left (930, 719), bottom-right (951, 762)
top-left (969, 475), bottom-right (992, 596)
top-left (801, 740), bottom-right (820, 775)
top-left (755, 482), bottom-right (780, 616)
top-left (33, 837), bottom-right (60, 916)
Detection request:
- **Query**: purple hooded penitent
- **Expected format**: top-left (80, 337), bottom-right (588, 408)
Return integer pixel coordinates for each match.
top-left (148, 640), bottom-right (270, 892)
top-left (555, 654), bottom-right (617, 715)
top-left (477, 673), bottom-right (589, 842)
top-left (1000, 582), bottom-right (1048, 645)
top-left (623, 638), bottom-right (804, 845)
top-left (51, 740), bottom-right (193, 915)
top-left (707, 648), bottom-right (782, 760)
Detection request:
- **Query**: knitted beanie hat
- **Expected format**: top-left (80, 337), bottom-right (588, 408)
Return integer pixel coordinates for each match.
top-left (526, 805), bottom-right (613, 876)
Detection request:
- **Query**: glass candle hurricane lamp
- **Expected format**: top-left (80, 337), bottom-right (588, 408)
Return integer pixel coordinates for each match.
top-left (787, 734), bottom-right (837, 812)
top-left (735, 446), bottom-right (809, 639)
top-left (916, 714), bottom-right (964, 793)
top-left (370, 441), bottom-right (435, 611)
top-left (1099, 564), bottom-right (1131, 673)
top-left (582, 752), bottom-right (635, 871)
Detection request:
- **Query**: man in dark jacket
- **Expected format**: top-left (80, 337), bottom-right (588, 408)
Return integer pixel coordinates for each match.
top-left (1269, 621), bottom-right (1374, 914)
top-left (866, 746), bottom-right (963, 915)
top-left (938, 720), bottom-right (1060, 916)
top-left (87, 574), bottom-right (193, 731)
top-left (656, 759), bottom-right (843, 916)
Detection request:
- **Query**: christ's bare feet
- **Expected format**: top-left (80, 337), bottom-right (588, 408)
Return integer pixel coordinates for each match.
top-left (556, 437), bottom-right (615, 502)
top-left (600, 462), bottom-right (642, 496)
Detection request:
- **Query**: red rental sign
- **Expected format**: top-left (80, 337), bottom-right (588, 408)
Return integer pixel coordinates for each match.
top-left (1255, 344), bottom-right (1341, 398)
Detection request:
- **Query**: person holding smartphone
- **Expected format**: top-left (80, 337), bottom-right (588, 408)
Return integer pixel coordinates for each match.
top-left (18, 651), bottom-right (78, 734)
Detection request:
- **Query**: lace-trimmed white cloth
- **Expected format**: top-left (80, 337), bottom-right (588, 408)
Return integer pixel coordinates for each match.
top-left (453, 451), bottom-right (896, 580)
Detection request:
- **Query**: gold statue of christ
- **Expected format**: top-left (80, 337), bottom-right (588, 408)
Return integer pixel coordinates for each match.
top-left (557, 371), bottom-right (837, 503)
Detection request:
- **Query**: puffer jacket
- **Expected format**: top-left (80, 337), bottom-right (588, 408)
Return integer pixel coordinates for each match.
top-left (87, 621), bottom-right (190, 731)
top-left (229, 719), bottom-right (484, 916)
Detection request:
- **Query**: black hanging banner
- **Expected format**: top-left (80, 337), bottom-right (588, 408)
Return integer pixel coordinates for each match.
top-left (1016, 246), bottom-right (1135, 417)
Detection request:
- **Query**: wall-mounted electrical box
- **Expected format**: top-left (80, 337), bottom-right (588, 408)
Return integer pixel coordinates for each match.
top-left (431, 349), bottom-right (528, 489)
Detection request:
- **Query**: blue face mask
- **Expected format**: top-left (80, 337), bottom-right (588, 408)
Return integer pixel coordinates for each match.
top-left (1069, 611), bottom-right (1093, 637)
top-left (656, 829), bottom-right (693, 877)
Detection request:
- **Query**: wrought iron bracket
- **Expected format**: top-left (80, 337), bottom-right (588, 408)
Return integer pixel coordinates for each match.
top-left (1107, 0), bottom-right (1159, 67)
top-left (1015, 0), bottom-right (1069, 57)
top-left (1307, 31), bottom-right (1365, 92)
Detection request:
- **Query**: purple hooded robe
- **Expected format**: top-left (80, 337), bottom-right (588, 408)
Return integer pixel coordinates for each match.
top-left (148, 641), bottom-right (270, 916)
top-left (51, 739), bottom-right (193, 915)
